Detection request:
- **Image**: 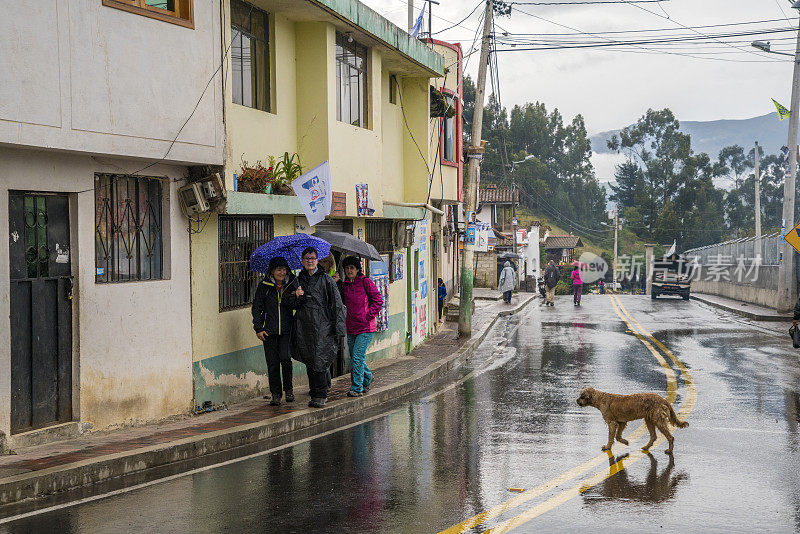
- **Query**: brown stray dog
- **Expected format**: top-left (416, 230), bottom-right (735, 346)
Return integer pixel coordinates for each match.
top-left (576, 387), bottom-right (688, 454)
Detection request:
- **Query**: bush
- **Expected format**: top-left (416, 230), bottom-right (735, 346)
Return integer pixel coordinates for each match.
top-left (555, 280), bottom-right (572, 295)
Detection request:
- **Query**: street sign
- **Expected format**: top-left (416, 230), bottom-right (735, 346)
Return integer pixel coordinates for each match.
top-left (785, 220), bottom-right (800, 254)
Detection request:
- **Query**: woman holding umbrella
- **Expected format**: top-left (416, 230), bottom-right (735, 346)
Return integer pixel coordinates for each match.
top-left (252, 257), bottom-right (297, 406)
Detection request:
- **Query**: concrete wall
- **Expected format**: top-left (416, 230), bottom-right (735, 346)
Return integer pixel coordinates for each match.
top-left (474, 252), bottom-right (498, 289)
top-left (690, 265), bottom-right (779, 309)
top-left (1, 0), bottom-right (223, 165)
top-left (0, 148), bottom-right (193, 437)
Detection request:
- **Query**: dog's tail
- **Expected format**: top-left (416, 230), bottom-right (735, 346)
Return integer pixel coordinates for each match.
top-left (668, 403), bottom-right (689, 428)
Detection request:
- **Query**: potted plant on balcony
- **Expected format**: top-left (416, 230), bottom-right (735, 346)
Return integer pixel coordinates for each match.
top-left (270, 152), bottom-right (303, 195)
top-left (237, 159), bottom-right (274, 193)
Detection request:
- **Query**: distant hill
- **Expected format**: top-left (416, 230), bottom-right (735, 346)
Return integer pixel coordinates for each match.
top-left (591, 112), bottom-right (791, 159)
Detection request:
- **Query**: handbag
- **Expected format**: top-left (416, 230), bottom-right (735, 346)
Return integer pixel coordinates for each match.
top-left (789, 325), bottom-right (800, 349)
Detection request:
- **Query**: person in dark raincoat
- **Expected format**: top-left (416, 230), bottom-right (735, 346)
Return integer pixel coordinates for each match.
top-left (252, 256), bottom-right (297, 406)
top-left (285, 247), bottom-right (346, 408)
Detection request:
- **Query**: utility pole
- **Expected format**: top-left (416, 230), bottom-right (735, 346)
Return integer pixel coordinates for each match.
top-left (755, 141), bottom-right (762, 239)
top-left (408, 0), bottom-right (413, 32)
top-left (613, 205), bottom-right (619, 292)
top-left (511, 183), bottom-right (517, 257)
top-left (777, 15), bottom-right (800, 313)
top-left (458, 0), bottom-right (493, 338)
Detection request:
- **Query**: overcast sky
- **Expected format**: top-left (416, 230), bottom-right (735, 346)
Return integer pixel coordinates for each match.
top-left (360, 0), bottom-right (799, 181)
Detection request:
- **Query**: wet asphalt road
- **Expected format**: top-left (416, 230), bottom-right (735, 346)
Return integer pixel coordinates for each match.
top-left (2, 294), bottom-right (800, 533)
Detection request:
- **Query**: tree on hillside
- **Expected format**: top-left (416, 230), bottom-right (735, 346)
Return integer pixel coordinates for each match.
top-left (459, 75), bottom-right (607, 232)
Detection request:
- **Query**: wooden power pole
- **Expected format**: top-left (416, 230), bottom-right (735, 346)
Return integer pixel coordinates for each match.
top-left (458, 0), bottom-right (494, 338)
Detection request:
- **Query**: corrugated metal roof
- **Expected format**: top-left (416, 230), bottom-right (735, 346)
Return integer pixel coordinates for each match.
top-left (544, 235), bottom-right (583, 249)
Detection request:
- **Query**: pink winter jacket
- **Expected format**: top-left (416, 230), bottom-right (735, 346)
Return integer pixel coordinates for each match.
top-left (570, 269), bottom-right (583, 285)
top-left (340, 275), bottom-right (384, 335)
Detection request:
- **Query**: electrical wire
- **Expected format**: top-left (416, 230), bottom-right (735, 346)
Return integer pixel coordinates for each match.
top-left (431, 0), bottom-right (484, 35)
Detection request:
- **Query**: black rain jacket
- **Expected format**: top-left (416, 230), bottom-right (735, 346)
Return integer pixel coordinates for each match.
top-left (251, 273), bottom-right (298, 336)
top-left (285, 268), bottom-right (346, 372)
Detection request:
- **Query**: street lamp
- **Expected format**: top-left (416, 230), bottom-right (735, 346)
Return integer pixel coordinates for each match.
top-left (601, 208), bottom-right (620, 292)
top-left (753, 2), bottom-right (800, 311)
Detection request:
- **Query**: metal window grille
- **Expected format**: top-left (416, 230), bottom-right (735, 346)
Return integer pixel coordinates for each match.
top-left (231, 0), bottom-right (269, 111)
top-left (219, 215), bottom-right (273, 310)
top-left (443, 95), bottom-right (456, 162)
top-left (95, 174), bottom-right (164, 283)
top-left (366, 220), bottom-right (393, 253)
top-left (336, 32), bottom-right (369, 128)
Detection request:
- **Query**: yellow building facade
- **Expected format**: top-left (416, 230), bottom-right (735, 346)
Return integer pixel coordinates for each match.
top-left (190, 0), bottom-right (462, 405)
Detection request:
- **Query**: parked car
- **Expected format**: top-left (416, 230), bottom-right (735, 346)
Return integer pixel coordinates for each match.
top-left (651, 254), bottom-right (692, 300)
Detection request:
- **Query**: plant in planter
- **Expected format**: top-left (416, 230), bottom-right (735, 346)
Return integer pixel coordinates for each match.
top-left (270, 152), bottom-right (303, 195)
top-left (237, 159), bottom-right (274, 193)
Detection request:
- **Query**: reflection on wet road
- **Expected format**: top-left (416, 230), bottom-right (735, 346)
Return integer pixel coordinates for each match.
top-left (3, 295), bottom-right (799, 533)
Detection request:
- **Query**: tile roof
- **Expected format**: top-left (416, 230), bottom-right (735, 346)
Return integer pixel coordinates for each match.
top-left (544, 235), bottom-right (584, 249)
top-left (479, 186), bottom-right (518, 204)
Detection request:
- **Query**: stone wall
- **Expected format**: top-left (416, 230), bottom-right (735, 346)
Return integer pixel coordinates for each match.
top-left (474, 252), bottom-right (498, 289)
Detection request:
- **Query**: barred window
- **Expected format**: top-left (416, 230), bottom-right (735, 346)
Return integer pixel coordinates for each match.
top-left (231, 0), bottom-right (270, 112)
top-left (219, 215), bottom-right (273, 310)
top-left (336, 32), bottom-right (369, 128)
top-left (365, 220), bottom-right (393, 253)
top-left (95, 174), bottom-right (164, 283)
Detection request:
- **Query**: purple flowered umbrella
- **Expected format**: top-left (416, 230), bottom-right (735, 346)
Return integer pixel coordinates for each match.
top-left (249, 234), bottom-right (331, 273)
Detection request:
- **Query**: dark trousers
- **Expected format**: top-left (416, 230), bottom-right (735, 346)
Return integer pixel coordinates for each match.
top-left (438, 298), bottom-right (444, 320)
top-left (307, 368), bottom-right (331, 399)
top-left (503, 290), bottom-right (512, 303)
top-left (263, 335), bottom-right (293, 396)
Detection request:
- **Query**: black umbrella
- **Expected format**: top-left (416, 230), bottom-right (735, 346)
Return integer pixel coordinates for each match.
top-left (311, 230), bottom-right (383, 261)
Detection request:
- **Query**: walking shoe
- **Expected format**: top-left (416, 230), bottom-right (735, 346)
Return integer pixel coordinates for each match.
top-left (363, 383), bottom-right (371, 394)
top-left (308, 398), bottom-right (327, 408)
top-left (347, 390), bottom-right (363, 398)
top-left (285, 391), bottom-right (295, 403)
top-left (269, 394), bottom-right (281, 406)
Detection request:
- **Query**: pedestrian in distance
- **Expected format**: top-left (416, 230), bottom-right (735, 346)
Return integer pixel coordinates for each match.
top-left (571, 266), bottom-right (583, 306)
top-left (437, 278), bottom-right (447, 323)
top-left (599, 279), bottom-right (606, 295)
top-left (285, 247), bottom-right (346, 408)
top-left (252, 256), bottom-right (297, 406)
top-left (339, 256), bottom-right (383, 397)
top-left (498, 261), bottom-right (516, 304)
top-left (543, 260), bottom-right (560, 306)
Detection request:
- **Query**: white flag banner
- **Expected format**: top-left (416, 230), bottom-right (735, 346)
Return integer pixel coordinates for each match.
top-left (291, 160), bottom-right (332, 226)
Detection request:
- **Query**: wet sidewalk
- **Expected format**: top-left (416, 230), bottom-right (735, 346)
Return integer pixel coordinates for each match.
top-left (0, 294), bottom-right (534, 515)
top-left (691, 292), bottom-right (791, 322)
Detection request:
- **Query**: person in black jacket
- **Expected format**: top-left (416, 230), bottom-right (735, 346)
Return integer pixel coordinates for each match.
top-left (252, 256), bottom-right (298, 406)
top-left (793, 295), bottom-right (800, 327)
top-left (285, 247), bottom-right (346, 408)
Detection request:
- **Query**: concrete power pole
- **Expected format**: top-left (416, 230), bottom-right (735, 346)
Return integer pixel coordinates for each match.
top-left (408, 0), bottom-right (413, 32)
top-left (755, 141), bottom-right (762, 239)
top-left (458, 0), bottom-right (493, 338)
top-left (613, 205), bottom-right (619, 292)
top-left (777, 16), bottom-right (800, 313)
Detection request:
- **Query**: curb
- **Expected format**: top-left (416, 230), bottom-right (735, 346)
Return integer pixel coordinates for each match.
top-left (0, 296), bottom-right (534, 513)
top-left (691, 294), bottom-right (790, 322)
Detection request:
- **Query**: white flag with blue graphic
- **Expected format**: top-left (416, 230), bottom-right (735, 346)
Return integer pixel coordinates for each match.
top-left (410, 3), bottom-right (426, 37)
top-left (291, 160), bottom-right (332, 226)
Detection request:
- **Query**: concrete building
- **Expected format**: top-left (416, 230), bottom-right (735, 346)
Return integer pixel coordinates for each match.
top-left (189, 0), bottom-right (454, 405)
top-left (1, 1), bottom-right (224, 446)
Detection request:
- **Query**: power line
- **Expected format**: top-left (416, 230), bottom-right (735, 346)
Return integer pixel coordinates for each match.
top-left (431, 0), bottom-right (484, 35)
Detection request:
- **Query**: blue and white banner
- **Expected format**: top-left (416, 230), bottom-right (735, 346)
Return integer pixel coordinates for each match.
top-left (291, 160), bottom-right (332, 226)
top-left (410, 3), bottom-right (426, 37)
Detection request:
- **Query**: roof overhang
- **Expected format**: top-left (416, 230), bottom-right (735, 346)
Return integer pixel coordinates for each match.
top-left (256, 0), bottom-right (444, 77)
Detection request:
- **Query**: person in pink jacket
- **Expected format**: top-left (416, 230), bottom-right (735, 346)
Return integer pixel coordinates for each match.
top-left (340, 256), bottom-right (383, 397)
top-left (571, 267), bottom-right (583, 306)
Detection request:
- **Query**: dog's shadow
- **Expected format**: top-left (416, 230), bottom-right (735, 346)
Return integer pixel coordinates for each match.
top-left (583, 452), bottom-right (688, 504)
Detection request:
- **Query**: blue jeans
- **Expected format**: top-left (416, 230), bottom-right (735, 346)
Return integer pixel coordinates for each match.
top-left (503, 290), bottom-right (512, 302)
top-left (347, 333), bottom-right (374, 393)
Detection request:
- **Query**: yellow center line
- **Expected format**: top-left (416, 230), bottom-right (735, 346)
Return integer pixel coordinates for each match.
top-left (482, 295), bottom-right (698, 533)
top-left (437, 295), bottom-right (678, 534)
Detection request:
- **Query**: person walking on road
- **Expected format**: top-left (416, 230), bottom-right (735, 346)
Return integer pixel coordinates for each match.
top-left (571, 266), bottom-right (583, 306)
top-left (339, 256), bottom-right (383, 397)
top-left (543, 260), bottom-right (560, 306)
top-left (498, 261), bottom-right (516, 304)
top-left (599, 279), bottom-right (606, 295)
top-left (252, 256), bottom-right (297, 406)
top-left (437, 278), bottom-right (447, 323)
top-left (286, 247), bottom-right (346, 408)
